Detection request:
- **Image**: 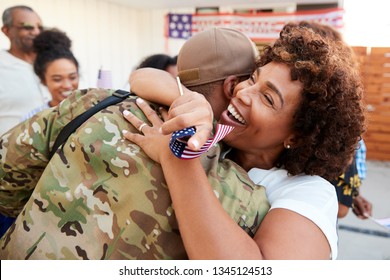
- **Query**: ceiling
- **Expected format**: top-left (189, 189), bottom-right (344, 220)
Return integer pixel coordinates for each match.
top-left (107, 0), bottom-right (338, 10)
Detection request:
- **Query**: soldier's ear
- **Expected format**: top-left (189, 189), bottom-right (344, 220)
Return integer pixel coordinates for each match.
top-left (223, 75), bottom-right (238, 100)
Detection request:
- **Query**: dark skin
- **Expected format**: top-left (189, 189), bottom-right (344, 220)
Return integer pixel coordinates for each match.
top-left (1, 8), bottom-right (42, 63)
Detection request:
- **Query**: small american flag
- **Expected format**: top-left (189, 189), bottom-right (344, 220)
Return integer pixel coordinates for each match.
top-left (169, 124), bottom-right (234, 159)
top-left (167, 13), bottom-right (192, 39)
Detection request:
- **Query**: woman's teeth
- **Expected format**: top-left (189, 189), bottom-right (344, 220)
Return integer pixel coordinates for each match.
top-left (228, 104), bottom-right (246, 124)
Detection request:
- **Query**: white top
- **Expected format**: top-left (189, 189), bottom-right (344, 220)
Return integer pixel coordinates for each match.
top-left (248, 167), bottom-right (338, 260)
top-left (0, 50), bottom-right (51, 136)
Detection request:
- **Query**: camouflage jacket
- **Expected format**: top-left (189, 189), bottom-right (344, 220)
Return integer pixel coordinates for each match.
top-left (0, 88), bottom-right (269, 260)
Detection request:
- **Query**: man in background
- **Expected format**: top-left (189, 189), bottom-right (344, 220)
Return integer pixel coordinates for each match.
top-left (0, 5), bottom-right (51, 136)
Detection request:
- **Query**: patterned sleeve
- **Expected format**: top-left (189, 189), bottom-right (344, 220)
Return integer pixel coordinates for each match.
top-left (330, 157), bottom-right (361, 208)
top-left (0, 88), bottom-right (112, 217)
top-left (355, 139), bottom-right (367, 180)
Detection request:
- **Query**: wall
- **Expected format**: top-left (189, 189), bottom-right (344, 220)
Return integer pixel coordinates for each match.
top-left (352, 47), bottom-right (390, 160)
top-left (1, 0), bottom-right (296, 91)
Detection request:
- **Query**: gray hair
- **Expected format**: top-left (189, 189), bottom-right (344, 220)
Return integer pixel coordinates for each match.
top-left (2, 5), bottom-right (34, 27)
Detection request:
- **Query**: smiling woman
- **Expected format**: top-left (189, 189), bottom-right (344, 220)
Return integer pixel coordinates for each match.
top-left (33, 28), bottom-right (79, 107)
top-left (123, 22), bottom-right (366, 260)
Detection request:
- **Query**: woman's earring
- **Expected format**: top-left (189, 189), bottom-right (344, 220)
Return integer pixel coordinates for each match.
top-left (286, 144), bottom-right (291, 149)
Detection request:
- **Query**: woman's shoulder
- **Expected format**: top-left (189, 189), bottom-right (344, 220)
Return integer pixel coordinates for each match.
top-left (248, 167), bottom-right (336, 202)
top-left (248, 167), bottom-right (339, 259)
top-left (248, 167), bottom-right (331, 188)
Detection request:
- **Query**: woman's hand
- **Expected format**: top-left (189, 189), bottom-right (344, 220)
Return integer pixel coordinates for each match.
top-left (122, 98), bottom-right (171, 163)
top-left (161, 91), bottom-right (214, 151)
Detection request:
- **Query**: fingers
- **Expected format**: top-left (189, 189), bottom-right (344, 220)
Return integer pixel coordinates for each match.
top-left (122, 129), bottom-right (143, 144)
top-left (160, 92), bottom-right (214, 148)
top-left (187, 125), bottom-right (213, 150)
top-left (123, 109), bottom-right (149, 134)
top-left (159, 107), bottom-right (169, 121)
top-left (353, 195), bottom-right (373, 219)
top-left (123, 98), bottom-right (165, 133)
top-left (136, 98), bottom-right (163, 126)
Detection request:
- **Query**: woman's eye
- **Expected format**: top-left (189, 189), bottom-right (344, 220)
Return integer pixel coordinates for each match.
top-left (249, 74), bottom-right (256, 83)
top-left (263, 94), bottom-right (274, 105)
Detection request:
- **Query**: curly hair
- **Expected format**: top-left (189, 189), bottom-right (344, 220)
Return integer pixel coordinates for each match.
top-left (259, 22), bottom-right (366, 180)
top-left (33, 28), bottom-right (79, 82)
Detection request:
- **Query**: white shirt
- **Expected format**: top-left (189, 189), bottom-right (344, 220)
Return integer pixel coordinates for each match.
top-left (248, 167), bottom-right (339, 259)
top-left (0, 50), bottom-right (51, 136)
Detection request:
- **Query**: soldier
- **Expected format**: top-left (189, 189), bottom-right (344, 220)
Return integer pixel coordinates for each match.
top-left (0, 28), bottom-right (269, 259)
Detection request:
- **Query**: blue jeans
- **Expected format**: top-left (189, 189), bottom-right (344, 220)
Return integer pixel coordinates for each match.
top-left (0, 214), bottom-right (15, 237)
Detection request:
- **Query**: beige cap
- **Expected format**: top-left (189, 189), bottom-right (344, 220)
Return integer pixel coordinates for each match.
top-left (177, 27), bottom-right (258, 87)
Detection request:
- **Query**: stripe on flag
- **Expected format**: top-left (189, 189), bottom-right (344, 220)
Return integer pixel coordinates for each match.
top-left (169, 124), bottom-right (234, 159)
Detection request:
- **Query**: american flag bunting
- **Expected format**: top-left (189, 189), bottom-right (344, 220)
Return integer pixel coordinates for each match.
top-left (167, 13), bottom-right (192, 39)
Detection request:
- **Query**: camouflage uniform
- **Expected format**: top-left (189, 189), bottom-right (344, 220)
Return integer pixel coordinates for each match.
top-left (0, 88), bottom-right (269, 260)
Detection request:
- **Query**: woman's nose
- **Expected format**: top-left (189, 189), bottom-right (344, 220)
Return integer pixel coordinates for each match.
top-left (62, 80), bottom-right (73, 90)
top-left (235, 87), bottom-right (253, 106)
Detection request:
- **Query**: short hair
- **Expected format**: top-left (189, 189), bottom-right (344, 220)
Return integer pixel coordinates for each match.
top-left (33, 28), bottom-right (79, 82)
top-left (260, 22), bottom-right (365, 180)
top-left (2, 5), bottom-right (34, 27)
top-left (136, 54), bottom-right (177, 71)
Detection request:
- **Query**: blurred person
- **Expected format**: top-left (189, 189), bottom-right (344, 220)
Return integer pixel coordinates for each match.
top-left (135, 53), bottom-right (177, 77)
top-left (33, 28), bottom-right (79, 107)
top-left (356, 139), bottom-right (367, 181)
top-left (0, 5), bottom-right (51, 136)
top-left (21, 28), bottom-right (79, 121)
top-left (0, 5), bottom-right (50, 237)
top-left (352, 139), bottom-right (372, 219)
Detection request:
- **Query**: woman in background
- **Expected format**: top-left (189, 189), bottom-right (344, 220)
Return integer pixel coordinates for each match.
top-left (33, 28), bottom-right (79, 107)
top-left (24, 28), bottom-right (80, 119)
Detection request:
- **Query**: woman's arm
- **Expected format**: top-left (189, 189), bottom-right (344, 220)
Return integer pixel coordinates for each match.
top-left (130, 68), bottom-right (191, 106)
top-left (162, 157), bottom-right (331, 259)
